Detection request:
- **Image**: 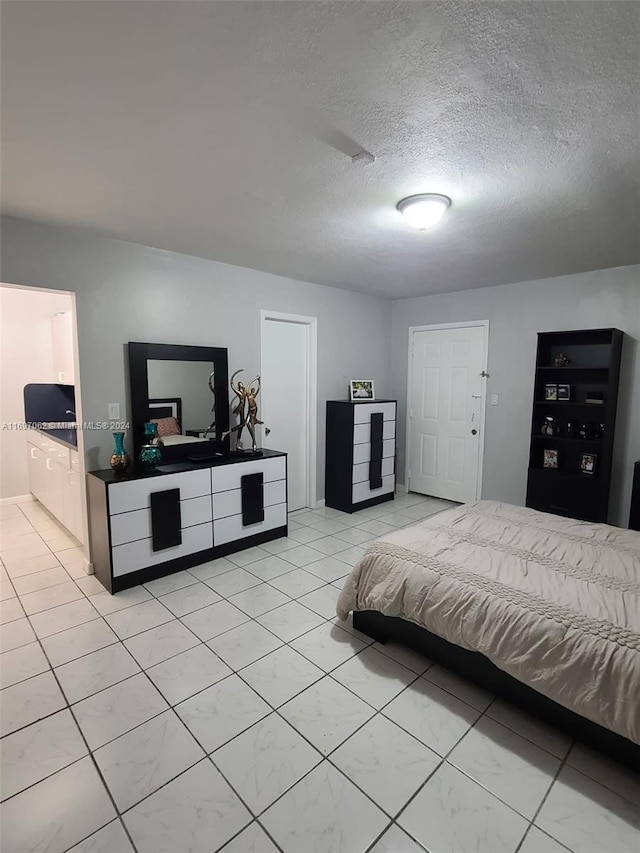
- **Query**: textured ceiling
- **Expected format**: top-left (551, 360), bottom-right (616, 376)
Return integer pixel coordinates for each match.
top-left (1, 1), bottom-right (639, 298)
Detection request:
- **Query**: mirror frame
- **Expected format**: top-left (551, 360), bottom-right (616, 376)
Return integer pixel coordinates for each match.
top-left (128, 341), bottom-right (230, 463)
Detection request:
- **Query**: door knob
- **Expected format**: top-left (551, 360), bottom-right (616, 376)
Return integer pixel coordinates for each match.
top-left (471, 429), bottom-right (478, 435)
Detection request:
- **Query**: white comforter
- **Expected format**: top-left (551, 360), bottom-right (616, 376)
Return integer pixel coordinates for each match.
top-left (337, 500), bottom-right (640, 744)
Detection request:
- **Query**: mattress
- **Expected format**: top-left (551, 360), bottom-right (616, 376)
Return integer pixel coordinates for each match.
top-left (336, 500), bottom-right (640, 744)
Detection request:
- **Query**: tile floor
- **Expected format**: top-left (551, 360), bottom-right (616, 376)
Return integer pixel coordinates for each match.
top-left (1, 494), bottom-right (639, 853)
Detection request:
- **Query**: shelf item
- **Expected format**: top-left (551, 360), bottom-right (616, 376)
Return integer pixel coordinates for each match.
top-left (325, 400), bottom-right (396, 513)
top-left (87, 450), bottom-right (287, 593)
top-left (526, 328), bottom-right (623, 522)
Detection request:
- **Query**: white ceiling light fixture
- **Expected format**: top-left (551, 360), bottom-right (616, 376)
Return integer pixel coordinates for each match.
top-left (397, 193), bottom-right (452, 230)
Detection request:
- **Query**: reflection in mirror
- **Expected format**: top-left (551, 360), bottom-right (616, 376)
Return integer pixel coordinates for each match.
top-left (147, 360), bottom-right (216, 446)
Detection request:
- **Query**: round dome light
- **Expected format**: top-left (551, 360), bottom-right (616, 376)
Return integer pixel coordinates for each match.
top-left (397, 193), bottom-right (451, 230)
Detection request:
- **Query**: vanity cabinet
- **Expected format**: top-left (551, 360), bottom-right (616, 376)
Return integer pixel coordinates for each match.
top-left (87, 450), bottom-right (287, 593)
top-left (325, 400), bottom-right (396, 513)
top-left (27, 430), bottom-right (84, 542)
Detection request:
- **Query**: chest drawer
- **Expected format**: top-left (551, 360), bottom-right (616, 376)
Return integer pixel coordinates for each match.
top-left (353, 420), bottom-right (395, 445)
top-left (110, 494), bottom-right (213, 547)
top-left (353, 402), bottom-right (396, 424)
top-left (353, 439), bottom-right (395, 465)
top-left (211, 456), bottom-right (286, 493)
top-left (109, 468), bottom-right (211, 515)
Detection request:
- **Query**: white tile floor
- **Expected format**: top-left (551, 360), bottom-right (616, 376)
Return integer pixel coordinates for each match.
top-left (1, 494), bottom-right (639, 853)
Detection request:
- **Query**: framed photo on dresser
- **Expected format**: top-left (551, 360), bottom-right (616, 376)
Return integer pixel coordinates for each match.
top-left (349, 380), bottom-right (375, 401)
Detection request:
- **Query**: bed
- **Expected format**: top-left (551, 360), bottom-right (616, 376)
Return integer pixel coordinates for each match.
top-left (336, 500), bottom-right (640, 767)
top-left (148, 397), bottom-right (207, 446)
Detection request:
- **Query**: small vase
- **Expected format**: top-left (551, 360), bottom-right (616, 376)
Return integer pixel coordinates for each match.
top-left (109, 431), bottom-right (130, 475)
top-left (139, 422), bottom-right (162, 470)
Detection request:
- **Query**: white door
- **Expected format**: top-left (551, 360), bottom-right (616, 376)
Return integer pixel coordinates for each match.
top-left (408, 324), bottom-right (487, 503)
top-left (261, 316), bottom-right (314, 511)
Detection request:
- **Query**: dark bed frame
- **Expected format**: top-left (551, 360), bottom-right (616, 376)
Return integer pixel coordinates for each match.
top-left (353, 610), bottom-right (640, 772)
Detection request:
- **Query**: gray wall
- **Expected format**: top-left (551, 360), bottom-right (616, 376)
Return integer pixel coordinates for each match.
top-left (1, 216), bottom-right (391, 502)
top-left (390, 266), bottom-right (640, 527)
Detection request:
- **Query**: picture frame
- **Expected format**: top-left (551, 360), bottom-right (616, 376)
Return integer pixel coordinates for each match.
top-left (543, 449), bottom-right (558, 469)
top-left (544, 384), bottom-right (558, 401)
top-left (557, 384), bottom-right (571, 401)
top-left (349, 380), bottom-right (375, 401)
top-left (580, 452), bottom-right (597, 475)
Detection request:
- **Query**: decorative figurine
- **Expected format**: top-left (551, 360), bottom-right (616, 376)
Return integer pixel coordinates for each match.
top-left (553, 353), bottom-right (571, 367)
top-left (222, 369), bottom-right (270, 453)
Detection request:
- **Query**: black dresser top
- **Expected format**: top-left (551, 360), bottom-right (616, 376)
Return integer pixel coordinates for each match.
top-left (328, 399), bottom-right (397, 405)
top-left (89, 448), bottom-right (286, 484)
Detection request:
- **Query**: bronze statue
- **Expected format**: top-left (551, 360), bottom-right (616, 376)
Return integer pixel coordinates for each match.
top-left (222, 369), bottom-right (270, 452)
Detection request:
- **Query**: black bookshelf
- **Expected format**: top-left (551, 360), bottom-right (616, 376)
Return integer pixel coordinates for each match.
top-left (525, 328), bottom-right (623, 523)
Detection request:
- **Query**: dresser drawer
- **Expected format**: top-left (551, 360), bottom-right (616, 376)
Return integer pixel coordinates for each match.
top-left (109, 469), bottom-right (211, 515)
top-left (110, 495), bottom-right (213, 547)
top-left (352, 474), bottom-right (395, 505)
top-left (353, 420), bottom-right (395, 445)
top-left (352, 457), bottom-right (394, 485)
top-left (353, 402), bottom-right (396, 424)
top-left (353, 439), bottom-right (395, 465)
top-left (211, 456), bottom-right (286, 494)
top-left (213, 479), bottom-right (286, 520)
top-left (112, 521), bottom-right (213, 576)
top-left (213, 502), bottom-right (287, 546)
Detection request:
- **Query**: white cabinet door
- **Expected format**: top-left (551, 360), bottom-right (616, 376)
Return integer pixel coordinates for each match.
top-left (27, 443), bottom-right (47, 504)
top-left (51, 310), bottom-right (75, 384)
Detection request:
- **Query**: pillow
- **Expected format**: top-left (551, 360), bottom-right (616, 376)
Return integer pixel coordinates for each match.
top-left (150, 416), bottom-right (181, 438)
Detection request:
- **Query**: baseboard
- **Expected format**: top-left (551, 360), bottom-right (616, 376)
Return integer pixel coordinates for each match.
top-left (395, 483), bottom-right (408, 494)
top-left (0, 493), bottom-right (35, 505)
top-left (312, 498), bottom-right (325, 509)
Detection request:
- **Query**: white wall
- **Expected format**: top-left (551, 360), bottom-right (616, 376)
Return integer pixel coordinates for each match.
top-left (391, 266), bottom-right (640, 526)
top-left (0, 285), bottom-right (74, 498)
top-left (0, 217), bottom-right (391, 502)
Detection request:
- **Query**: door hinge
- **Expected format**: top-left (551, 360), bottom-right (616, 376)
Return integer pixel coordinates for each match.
top-left (480, 370), bottom-right (490, 378)
top-left (408, 470), bottom-right (411, 479)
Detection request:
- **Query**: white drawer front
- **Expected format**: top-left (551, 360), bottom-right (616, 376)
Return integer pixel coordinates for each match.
top-left (110, 495), bottom-right (213, 547)
top-left (353, 420), bottom-right (395, 445)
top-left (213, 480), bottom-right (286, 520)
top-left (352, 457), bottom-right (394, 485)
top-left (353, 439), bottom-right (395, 465)
top-left (352, 474), bottom-right (395, 505)
top-left (353, 402), bottom-right (396, 424)
top-left (112, 521), bottom-right (213, 576)
top-left (109, 469), bottom-right (211, 515)
top-left (211, 456), bottom-right (286, 494)
top-left (213, 503), bottom-right (287, 546)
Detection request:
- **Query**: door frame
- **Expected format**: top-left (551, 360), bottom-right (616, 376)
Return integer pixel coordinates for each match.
top-left (260, 309), bottom-right (318, 509)
top-left (405, 320), bottom-right (490, 502)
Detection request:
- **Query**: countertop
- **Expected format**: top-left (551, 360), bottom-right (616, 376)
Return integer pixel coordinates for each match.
top-left (34, 427), bottom-right (78, 450)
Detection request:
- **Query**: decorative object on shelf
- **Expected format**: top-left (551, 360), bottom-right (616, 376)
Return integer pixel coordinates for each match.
top-left (557, 384), bottom-right (571, 401)
top-left (349, 380), bottom-right (375, 401)
top-left (586, 391), bottom-right (605, 404)
top-left (543, 449), bottom-right (558, 469)
top-left (553, 353), bottom-right (571, 367)
top-left (580, 453), bottom-right (597, 475)
top-left (222, 369), bottom-right (270, 454)
top-left (541, 417), bottom-right (556, 436)
top-left (595, 423), bottom-right (605, 440)
top-left (578, 422), bottom-right (590, 440)
top-left (139, 421), bottom-right (163, 470)
top-left (544, 384), bottom-right (558, 401)
top-left (109, 431), bottom-right (130, 475)
top-left (566, 420), bottom-right (575, 437)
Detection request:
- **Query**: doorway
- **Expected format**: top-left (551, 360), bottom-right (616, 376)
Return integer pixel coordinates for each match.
top-left (0, 283), bottom-right (88, 553)
top-left (406, 321), bottom-right (489, 503)
top-left (260, 310), bottom-right (317, 511)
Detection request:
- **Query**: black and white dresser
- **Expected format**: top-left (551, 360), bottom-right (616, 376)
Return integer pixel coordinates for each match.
top-left (87, 450), bottom-right (287, 593)
top-left (325, 400), bottom-right (396, 513)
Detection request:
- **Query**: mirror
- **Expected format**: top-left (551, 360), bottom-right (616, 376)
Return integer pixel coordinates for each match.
top-left (128, 342), bottom-right (230, 463)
